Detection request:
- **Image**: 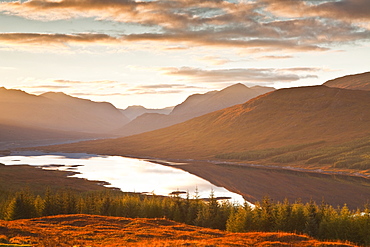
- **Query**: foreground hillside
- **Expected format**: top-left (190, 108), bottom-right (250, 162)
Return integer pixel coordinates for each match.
top-left (0, 214), bottom-right (358, 247)
top-left (42, 85), bottom-right (370, 173)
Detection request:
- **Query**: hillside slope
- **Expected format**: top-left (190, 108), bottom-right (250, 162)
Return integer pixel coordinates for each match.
top-left (45, 86), bottom-right (370, 165)
top-left (324, 71), bottom-right (370, 91)
top-left (0, 214), bottom-right (357, 246)
top-left (118, 84), bottom-right (274, 136)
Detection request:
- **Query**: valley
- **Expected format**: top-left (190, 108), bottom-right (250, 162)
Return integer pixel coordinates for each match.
top-left (2, 0), bottom-right (370, 245)
top-left (1, 72), bottom-right (370, 246)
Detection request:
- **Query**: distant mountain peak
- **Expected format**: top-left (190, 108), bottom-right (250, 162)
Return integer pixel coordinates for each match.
top-left (124, 105), bottom-right (147, 110)
top-left (41, 91), bottom-right (68, 96)
top-left (41, 91), bottom-right (75, 99)
top-left (224, 83), bottom-right (247, 89)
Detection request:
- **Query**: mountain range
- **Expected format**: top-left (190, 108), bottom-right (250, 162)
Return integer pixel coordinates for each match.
top-left (117, 83), bottom-right (274, 136)
top-left (41, 72), bottom-right (370, 173)
top-left (0, 83), bottom-right (273, 148)
top-left (0, 88), bottom-right (129, 147)
top-left (120, 105), bottom-right (174, 121)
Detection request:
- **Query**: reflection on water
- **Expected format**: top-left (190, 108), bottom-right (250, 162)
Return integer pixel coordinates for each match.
top-left (0, 151), bottom-right (246, 204)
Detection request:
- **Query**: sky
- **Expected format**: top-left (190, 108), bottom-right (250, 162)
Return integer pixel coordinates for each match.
top-left (0, 0), bottom-right (369, 109)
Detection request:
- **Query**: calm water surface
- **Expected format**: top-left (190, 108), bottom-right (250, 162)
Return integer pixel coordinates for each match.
top-left (0, 151), bottom-right (245, 204)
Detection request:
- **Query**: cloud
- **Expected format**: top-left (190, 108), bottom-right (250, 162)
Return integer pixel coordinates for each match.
top-left (21, 84), bottom-right (71, 89)
top-left (53, 79), bottom-right (119, 84)
top-left (139, 84), bottom-right (185, 89)
top-left (197, 56), bottom-right (232, 65)
top-left (0, 0), bottom-right (257, 28)
top-left (0, 0), bottom-right (368, 53)
top-left (126, 88), bottom-right (183, 95)
top-left (0, 33), bottom-right (121, 48)
top-left (160, 67), bottom-right (320, 83)
top-left (121, 30), bottom-right (328, 52)
top-left (263, 0), bottom-right (370, 23)
top-left (258, 55), bottom-right (293, 60)
top-left (0, 66), bottom-right (16, 70)
top-left (73, 92), bottom-right (128, 97)
top-left (125, 83), bottom-right (204, 95)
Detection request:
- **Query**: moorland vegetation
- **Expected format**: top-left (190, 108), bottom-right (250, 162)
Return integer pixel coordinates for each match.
top-left (0, 188), bottom-right (369, 246)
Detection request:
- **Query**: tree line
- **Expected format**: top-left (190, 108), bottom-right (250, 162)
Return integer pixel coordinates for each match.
top-left (0, 188), bottom-right (369, 246)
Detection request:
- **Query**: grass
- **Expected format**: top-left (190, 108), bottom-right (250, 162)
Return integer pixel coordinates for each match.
top-left (0, 164), bottom-right (110, 194)
top-left (0, 245), bottom-right (31, 247)
top-left (216, 135), bottom-right (370, 173)
top-left (0, 214), bottom-right (359, 247)
top-left (215, 141), bottom-right (325, 161)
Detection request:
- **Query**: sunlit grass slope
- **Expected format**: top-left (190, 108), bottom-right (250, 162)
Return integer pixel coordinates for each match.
top-left (0, 214), bottom-right (358, 246)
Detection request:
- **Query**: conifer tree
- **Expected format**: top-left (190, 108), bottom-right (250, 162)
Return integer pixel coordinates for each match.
top-left (275, 199), bottom-right (292, 232)
top-left (42, 187), bottom-right (56, 216)
top-left (5, 190), bottom-right (36, 220)
top-left (304, 200), bottom-right (319, 237)
top-left (259, 196), bottom-right (275, 231)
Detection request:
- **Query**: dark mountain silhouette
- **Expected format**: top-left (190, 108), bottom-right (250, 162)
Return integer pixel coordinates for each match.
top-left (118, 84), bottom-right (274, 136)
top-left (120, 105), bottom-right (174, 121)
top-left (45, 85), bottom-right (370, 166)
top-left (324, 71), bottom-right (370, 91)
top-left (0, 87), bottom-right (129, 147)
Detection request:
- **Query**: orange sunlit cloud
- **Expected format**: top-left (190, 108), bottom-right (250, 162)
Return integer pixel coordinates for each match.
top-left (263, 0), bottom-right (370, 23)
top-left (160, 67), bottom-right (321, 84)
top-left (0, 0), bottom-right (368, 53)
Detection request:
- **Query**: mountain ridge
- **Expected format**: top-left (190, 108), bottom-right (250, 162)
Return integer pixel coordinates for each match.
top-left (118, 83), bottom-right (274, 137)
top-left (120, 105), bottom-right (174, 121)
top-left (0, 88), bottom-right (129, 147)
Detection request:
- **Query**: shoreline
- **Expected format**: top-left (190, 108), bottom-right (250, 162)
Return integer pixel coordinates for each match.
top-left (144, 157), bottom-right (370, 209)
top-left (146, 157), bottom-right (370, 179)
top-left (6, 150), bottom-right (370, 209)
